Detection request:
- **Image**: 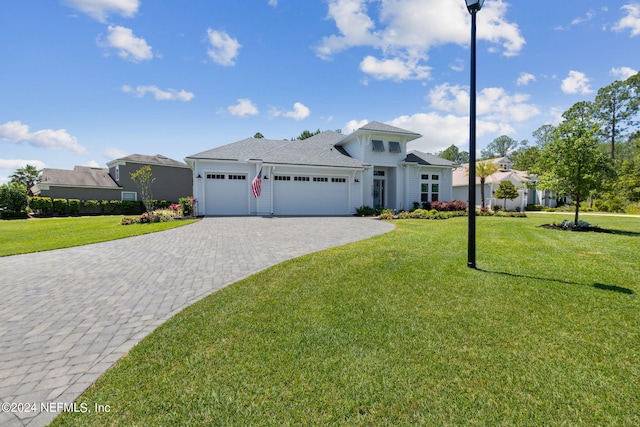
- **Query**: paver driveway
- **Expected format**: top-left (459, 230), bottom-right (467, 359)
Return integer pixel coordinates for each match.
top-left (0, 216), bottom-right (394, 427)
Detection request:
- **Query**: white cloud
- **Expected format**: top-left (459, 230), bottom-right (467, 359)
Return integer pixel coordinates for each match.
top-left (100, 25), bottom-right (153, 62)
top-left (0, 159), bottom-right (47, 185)
top-left (103, 147), bottom-right (128, 160)
top-left (317, 0), bottom-right (524, 81)
top-left (571, 10), bottom-right (595, 26)
top-left (62, 0), bottom-right (139, 22)
top-left (0, 121), bottom-right (85, 154)
top-left (386, 113), bottom-right (500, 154)
top-left (561, 70), bottom-right (593, 95)
top-left (450, 58), bottom-right (464, 72)
top-left (427, 83), bottom-right (540, 124)
top-left (0, 159), bottom-right (47, 170)
top-left (516, 72), bottom-right (536, 86)
top-left (227, 99), bottom-right (259, 117)
top-left (268, 0), bottom-right (278, 7)
top-left (206, 29), bottom-right (241, 66)
top-left (344, 119), bottom-right (369, 134)
top-left (82, 160), bottom-right (101, 168)
top-left (359, 56), bottom-right (431, 81)
top-left (272, 102), bottom-right (311, 120)
top-left (122, 85), bottom-right (194, 101)
top-left (613, 4), bottom-right (640, 36)
top-left (611, 66), bottom-right (638, 80)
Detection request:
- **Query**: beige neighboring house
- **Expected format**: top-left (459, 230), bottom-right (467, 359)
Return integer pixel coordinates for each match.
top-left (452, 157), bottom-right (563, 210)
top-left (33, 154), bottom-right (193, 202)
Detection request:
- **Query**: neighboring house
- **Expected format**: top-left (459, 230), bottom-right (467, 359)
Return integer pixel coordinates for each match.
top-left (106, 154), bottom-right (192, 202)
top-left (452, 157), bottom-right (562, 210)
top-left (33, 166), bottom-right (122, 200)
top-left (185, 121), bottom-right (458, 216)
top-left (33, 154), bottom-right (192, 202)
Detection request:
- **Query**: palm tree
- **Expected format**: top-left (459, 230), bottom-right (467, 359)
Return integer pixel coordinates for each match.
top-left (466, 160), bottom-right (499, 209)
top-left (10, 164), bottom-right (42, 197)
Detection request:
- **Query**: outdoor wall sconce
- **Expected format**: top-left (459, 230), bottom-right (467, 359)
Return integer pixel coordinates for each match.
top-left (196, 174), bottom-right (202, 178)
top-left (354, 178), bottom-right (360, 183)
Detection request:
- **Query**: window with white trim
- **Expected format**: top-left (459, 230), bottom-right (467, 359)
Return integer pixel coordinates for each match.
top-left (115, 165), bottom-right (120, 181)
top-left (294, 176), bottom-right (310, 182)
top-left (420, 174), bottom-right (440, 203)
top-left (313, 177), bottom-right (328, 182)
top-left (274, 175), bottom-right (290, 181)
top-left (207, 173), bottom-right (225, 179)
top-left (331, 177), bottom-right (346, 183)
top-left (372, 140), bottom-right (385, 152)
top-left (122, 191), bottom-right (137, 201)
top-left (228, 175), bottom-right (246, 180)
top-left (389, 141), bottom-right (401, 153)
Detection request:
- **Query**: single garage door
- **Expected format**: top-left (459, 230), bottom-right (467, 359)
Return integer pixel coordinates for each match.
top-left (273, 175), bottom-right (349, 215)
top-left (204, 173), bottom-right (249, 215)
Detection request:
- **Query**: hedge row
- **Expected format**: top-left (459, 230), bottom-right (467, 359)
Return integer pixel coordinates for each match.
top-left (27, 197), bottom-right (178, 216)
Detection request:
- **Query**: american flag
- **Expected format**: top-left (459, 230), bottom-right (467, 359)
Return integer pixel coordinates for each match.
top-left (251, 168), bottom-right (262, 198)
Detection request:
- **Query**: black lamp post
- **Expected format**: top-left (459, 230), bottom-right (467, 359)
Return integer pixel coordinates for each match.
top-left (466, 0), bottom-right (484, 269)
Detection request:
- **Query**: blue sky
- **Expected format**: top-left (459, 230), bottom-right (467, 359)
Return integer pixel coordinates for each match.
top-left (1, 0), bottom-right (639, 183)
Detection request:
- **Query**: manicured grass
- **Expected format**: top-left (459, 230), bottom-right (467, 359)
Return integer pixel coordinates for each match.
top-left (0, 216), bottom-right (199, 256)
top-left (53, 214), bottom-right (639, 426)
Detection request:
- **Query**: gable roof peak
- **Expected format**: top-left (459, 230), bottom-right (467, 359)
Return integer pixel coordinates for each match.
top-left (357, 121), bottom-right (421, 137)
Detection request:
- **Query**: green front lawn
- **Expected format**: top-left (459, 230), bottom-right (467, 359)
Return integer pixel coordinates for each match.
top-left (53, 215), bottom-right (640, 426)
top-left (0, 216), bottom-right (199, 256)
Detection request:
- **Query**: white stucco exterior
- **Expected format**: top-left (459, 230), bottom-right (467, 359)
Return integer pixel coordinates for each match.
top-left (185, 122), bottom-right (458, 216)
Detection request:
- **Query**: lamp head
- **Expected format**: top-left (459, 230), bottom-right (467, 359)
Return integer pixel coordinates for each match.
top-left (466, 0), bottom-right (485, 13)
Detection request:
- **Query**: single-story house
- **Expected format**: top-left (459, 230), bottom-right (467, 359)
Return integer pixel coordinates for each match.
top-left (33, 154), bottom-right (192, 202)
top-left (452, 157), bottom-right (563, 210)
top-left (185, 121), bottom-right (458, 216)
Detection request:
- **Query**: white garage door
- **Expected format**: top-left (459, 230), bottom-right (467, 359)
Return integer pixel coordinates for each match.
top-left (273, 175), bottom-right (349, 215)
top-left (204, 173), bottom-right (249, 215)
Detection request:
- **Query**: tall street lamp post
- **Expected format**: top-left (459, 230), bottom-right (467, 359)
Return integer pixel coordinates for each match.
top-left (466, 0), bottom-right (484, 269)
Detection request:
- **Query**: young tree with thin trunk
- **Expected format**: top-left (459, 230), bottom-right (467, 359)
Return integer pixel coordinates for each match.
top-left (494, 180), bottom-right (519, 209)
top-left (130, 165), bottom-right (156, 213)
top-left (536, 117), bottom-right (612, 226)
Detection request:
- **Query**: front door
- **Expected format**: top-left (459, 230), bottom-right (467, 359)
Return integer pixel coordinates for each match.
top-left (373, 179), bottom-right (384, 208)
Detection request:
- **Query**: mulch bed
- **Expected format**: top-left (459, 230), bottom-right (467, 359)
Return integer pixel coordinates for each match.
top-left (538, 224), bottom-right (613, 233)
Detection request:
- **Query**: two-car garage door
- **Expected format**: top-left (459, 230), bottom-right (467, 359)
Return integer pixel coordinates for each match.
top-left (273, 175), bottom-right (349, 215)
top-left (203, 171), bottom-right (350, 215)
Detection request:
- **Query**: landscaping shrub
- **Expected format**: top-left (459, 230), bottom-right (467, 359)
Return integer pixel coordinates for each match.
top-left (179, 197), bottom-right (196, 216)
top-left (52, 198), bottom-right (69, 215)
top-left (594, 197), bottom-right (627, 213)
top-left (394, 208), bottom-right (465, 220)
top-left (81, 200), bottom-right (102, 215)
top-left (68, 199), bottom-right (80, 215)
top-left (29, 196), bottom-right (53, 213)
top-left (356, 205), bottom-right (378, 216)
top-left (430, 200), bottom-right (467, 212)
top-left (377, 209), bottom-right (395, 220)
top-left (526, 204), bottom-right (544, 211)
top-left (120, 211), bottom-right (174, 225)
top-left (0, 183), bottom-right (28, 212)
top-left (121, 200), bottom-right (143, 214)
top-left (0, 211), bottom-right (29, 219)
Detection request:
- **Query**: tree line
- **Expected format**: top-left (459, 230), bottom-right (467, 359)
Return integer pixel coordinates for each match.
top-left (439, 71), bottom-right (640, 221)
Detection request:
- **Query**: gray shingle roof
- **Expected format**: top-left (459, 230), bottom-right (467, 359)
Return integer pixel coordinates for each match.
top-left (39, 166), bottom-right (120, 188)
top-left (187, 131), bottom-right (369, 168)
top-left (404, 150), bottom-right (458, 167)
top-left (357, 121), bottom-right (421, 137)
top-left (110, 154), bottom-right (188, 168)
